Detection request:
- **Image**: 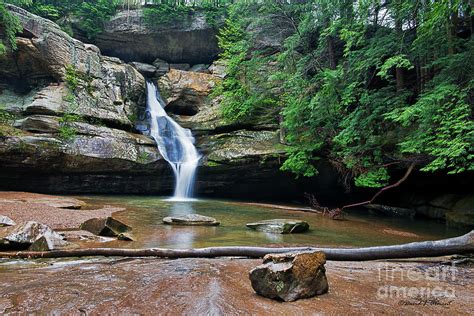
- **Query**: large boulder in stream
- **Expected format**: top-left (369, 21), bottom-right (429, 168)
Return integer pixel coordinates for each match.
top-left (80, 217), bottom-right (134, 240)
top-left (246, 219), bottom-right (309, 234)
top-left (249, 251), bottom-right (329, 302)
top-left (163, 214), bottom-right (220, 226)
top-left (0, 215), bottom-right (16, 227)
top-left (0, 221), bottom-right (66, 250)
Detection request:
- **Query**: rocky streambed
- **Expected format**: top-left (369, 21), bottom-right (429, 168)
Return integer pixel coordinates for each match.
top-left (0, 256), bottom-right (472, 314)
top-left (0, 191), bottom-right (473, 313)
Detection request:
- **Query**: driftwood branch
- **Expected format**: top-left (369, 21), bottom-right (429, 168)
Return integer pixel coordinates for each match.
top-left (342, 162), bottom-right (416, 210)
top-left (0, 231), bottom-right (472, 261)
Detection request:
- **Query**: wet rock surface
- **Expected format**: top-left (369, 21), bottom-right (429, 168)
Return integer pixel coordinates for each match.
top-left (0, 216), bottom-right (16, 227)
top-left (0, 258), bottom-right (471, 314)
top-left (246, 219), bottom-right (309, 234)
top-left (163, 214), bottom-right (220, 226)
top-left (249, 251), bottom-right (329, 302)
top-left (0, 191), bottom-right (85, 209)
top-left (0, 221), bottom-right (65, 250)
top-left (80, 217), bottom-right (132, 238)
top-left (0, 5), bottom-right (170, 194)
top-left (0, 192), bottom-right (123, 230)
top-left (28, 234), bottom-right (72, 251)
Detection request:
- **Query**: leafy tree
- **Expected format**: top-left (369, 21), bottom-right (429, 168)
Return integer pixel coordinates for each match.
top-left (214, 0), bottom-right (473, 188)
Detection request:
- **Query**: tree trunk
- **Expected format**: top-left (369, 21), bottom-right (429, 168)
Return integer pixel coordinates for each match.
top-left (1, 231), bottom-right (472, 261)
top-left (394, 0), bottom-right (405, 92)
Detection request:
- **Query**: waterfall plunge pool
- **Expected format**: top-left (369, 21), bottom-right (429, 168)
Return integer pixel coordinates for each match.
top-left (75, 196), bottom-right (467, 249)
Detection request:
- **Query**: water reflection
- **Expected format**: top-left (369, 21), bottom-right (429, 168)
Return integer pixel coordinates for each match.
top-left (169, 202), bottom-right (196, 216)
top-left (261, 232), bottom-right (284, 243)
top-left (81, 196), bottom-right (469, 249)
top-left (163, 226), bottom-right (197, 249)
top-left (166, 202), bottom-right (198, 248)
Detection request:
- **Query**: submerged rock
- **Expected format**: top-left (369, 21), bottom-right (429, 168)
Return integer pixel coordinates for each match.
top-left (0, 215), bottom-right (16, 227)
top-left (246, 219), bottom-right (309, 234)
top-left (117, 232), bottom-right (135, 241)
top-left (80, 217), bottom-right (133, 238)
top-left (0, 221), bottom-right (65, 249)
top-left (163, 214), bottom-right (220, 226)
top-left (249, 251), bottom-right (329, 302)
top-left (365, 204), bottom-right (416, 218)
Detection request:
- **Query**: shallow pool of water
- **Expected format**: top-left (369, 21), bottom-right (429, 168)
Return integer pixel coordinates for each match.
top-left (78, 196), bottom-right (467, 249)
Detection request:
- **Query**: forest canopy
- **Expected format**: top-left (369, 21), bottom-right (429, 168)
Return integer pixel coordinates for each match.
top-left (215, 0), bottom-right (473, 188)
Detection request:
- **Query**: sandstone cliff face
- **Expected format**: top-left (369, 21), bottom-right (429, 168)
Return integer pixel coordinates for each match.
top-left (0, 5), bottom-right (172, 194)
top-left (75, 9), bottom-right (220, 65)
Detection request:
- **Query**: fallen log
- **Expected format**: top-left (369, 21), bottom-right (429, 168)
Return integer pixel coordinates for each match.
top-left (0, 231), bottom-right (472, 261)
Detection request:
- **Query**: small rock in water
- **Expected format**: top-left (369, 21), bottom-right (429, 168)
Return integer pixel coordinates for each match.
top-left (163, 214), bottom-right (220, 226)
top-left (246, 219), bottom-right (309, 234)
top-left (29, 234), bottom-right (73, 251)
top-left (0, 215), bottom-right (16, 227)
top-left (80, 217), bottom-right (133, 238)
top-left (117, 232), bottom-right (135, 241)
top-left (249, 251), bottom-right (329, 302)
top-left (0, 221), bottom-right (65, 250)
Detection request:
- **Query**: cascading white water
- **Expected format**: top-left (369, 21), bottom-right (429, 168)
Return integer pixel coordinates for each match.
top-left (146, 81), bottom-right (201, 201)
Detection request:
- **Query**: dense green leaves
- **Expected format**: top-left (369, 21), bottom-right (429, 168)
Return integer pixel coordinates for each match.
top-left (214, 0), bottom-right (473, 187)
top-left (0, 0), bottom-right (23, 54)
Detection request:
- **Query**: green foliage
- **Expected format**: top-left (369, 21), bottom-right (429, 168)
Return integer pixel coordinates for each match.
top-left (143, 5), bottom-right (192, 28)
top-left (6, 0), bottom-right (119, 39)
top-left (58, 112), bottom-right (81, 141)
top-left (202, 4), bottom-right (226, 28)
top-left (77, 0), bottom-right (118, 39)
top-left (58, 87), bottom-right (82, 141)
top-left (0, 104), bottom-right (15, 124)
top-left (377, 55), bottom-right (413, 80)
top-left (0, 1), bottom-right (23, 54)
top-left (280, 150), bottom-right (319, 178)
top-left (64, 64), bottom-right (95, 95)
top-left (65, 65), bottom-right (80, 91)
top-left (355, 168), bottom-right (390, 188)
top-left (214, 3), bottom-right (279, 124)
top-left (57, 125), bottom-right (77, 141)
top-left (136, 151), bottom-right (150, 164)
top-left (213, 0), bottom-right (474, 188)
top-left (386, 83), bottom-right (473, 174)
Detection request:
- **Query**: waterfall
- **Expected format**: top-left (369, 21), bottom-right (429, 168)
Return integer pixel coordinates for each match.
top-left (146, 81), bottom-right (201, 201)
